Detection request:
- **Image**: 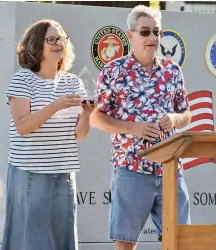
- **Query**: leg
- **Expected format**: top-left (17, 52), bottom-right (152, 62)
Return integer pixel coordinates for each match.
top-left (22, 173), bottom-right (69, 250)
top-left (115, 241), bottom-right (136, 250)
top-left (1, 164), bottom-right (78, 250)
top-left (68, 172), bottom-right (78, 250)
top-left (151, 170), bottom-right (191, 241)
top-left (150, 174), bottom-right (163, 241)
top-left (24, 172), bottom-right (78, 250)
top-left (1, 164), bottom-right (33, 250)
top-left (109, 167), bottom-right (156, 249)
top-left (177, 171), bottom-right (191, 225)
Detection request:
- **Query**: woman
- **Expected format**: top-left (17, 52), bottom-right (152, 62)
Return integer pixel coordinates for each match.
top-left (2, 19), bottom-right (93, 250)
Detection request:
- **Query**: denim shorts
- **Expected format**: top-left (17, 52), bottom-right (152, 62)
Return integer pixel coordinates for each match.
top-left (109, 166), bottom-right (191, 243)
top-left (1, 163), bottom-right (78, 250)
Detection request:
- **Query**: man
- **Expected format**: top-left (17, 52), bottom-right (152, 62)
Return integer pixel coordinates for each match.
top-left (90, 5), bottom-right (191, 250)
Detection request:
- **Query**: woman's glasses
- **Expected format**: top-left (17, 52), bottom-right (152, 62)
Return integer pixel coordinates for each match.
top-left (45, 36), bottom-right (68, 45)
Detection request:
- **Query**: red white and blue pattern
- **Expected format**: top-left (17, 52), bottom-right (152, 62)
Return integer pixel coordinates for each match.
top-left (176, 90), bottom-right (215, 170)
top-left (96, 51), bottom-right (189, 176)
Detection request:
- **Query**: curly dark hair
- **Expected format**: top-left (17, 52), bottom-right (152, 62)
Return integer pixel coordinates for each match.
top-left (17, 19), bottom-right (75, 72)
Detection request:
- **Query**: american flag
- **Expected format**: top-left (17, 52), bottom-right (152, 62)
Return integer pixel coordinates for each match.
top-left (176, 90), bottom-right (215, 170)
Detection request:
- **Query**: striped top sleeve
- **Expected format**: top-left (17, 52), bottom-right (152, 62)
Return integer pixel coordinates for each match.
top-left (6, 69), bottom-right (32, 104)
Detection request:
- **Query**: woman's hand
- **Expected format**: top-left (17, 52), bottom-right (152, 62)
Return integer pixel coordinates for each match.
top-left (81, 101), bottom-right (96, 115)
top-left (53, 94), bottom-right (82, 111)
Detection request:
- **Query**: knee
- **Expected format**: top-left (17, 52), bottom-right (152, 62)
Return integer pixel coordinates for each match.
top-left (115, 241), bottom-right (136, 250)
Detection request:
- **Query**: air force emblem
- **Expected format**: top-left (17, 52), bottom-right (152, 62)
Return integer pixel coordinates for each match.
top-left (205, 33), bottom-right (216, 77)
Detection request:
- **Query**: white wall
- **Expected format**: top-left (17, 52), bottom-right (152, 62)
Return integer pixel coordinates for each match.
top-left (1, 2), bottom-right (216, 249)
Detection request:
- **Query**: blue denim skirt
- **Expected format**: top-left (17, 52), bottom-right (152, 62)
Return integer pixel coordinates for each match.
top-left (1, 163), bottom-right (78, 250)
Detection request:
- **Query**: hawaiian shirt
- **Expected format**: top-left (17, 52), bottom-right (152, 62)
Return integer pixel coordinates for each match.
top-left (95, 51), bottom-right (190, 176)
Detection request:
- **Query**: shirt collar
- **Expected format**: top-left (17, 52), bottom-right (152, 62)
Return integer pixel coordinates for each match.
top-left (129, 50), bottom-right (161, 71)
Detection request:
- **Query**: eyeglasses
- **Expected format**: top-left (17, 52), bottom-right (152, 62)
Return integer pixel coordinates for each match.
top-left (45, 36), bottom-right (69, 45)
top-left (131, 29), bottom-right (162, 37)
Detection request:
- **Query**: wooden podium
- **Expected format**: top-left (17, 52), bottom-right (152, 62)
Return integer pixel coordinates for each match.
top-left (138, 132), bottom-right (216, 250)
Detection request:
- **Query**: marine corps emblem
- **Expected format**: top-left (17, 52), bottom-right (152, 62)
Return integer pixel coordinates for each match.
top-left (91, 26), bottom-right (130, 70)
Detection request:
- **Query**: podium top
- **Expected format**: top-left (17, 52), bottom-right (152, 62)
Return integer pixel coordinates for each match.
top-left (137, 131), bottom-right (216, 163)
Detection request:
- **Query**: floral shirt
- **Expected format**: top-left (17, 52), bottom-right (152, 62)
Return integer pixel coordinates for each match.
top-left (95, 51), bottom-right (189, 176)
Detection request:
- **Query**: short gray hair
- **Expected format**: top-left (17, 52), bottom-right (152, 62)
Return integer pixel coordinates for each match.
top-left (127, 5), bottom-right (162, 30)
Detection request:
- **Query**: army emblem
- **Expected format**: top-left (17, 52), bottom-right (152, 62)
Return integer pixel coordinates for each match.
top-left (91, 26), bottom-right (130, 70)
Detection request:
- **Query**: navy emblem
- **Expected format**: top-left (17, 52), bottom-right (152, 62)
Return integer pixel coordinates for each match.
top-left (205, 34), bottom-right (216, 76)
top-left (157, 29), bottom-right (187, 68)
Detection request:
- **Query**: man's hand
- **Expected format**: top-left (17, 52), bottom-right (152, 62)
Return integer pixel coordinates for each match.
top-left (159, 113), bottom-right (177, 132)
top-left (130, 122), bottom-right (161, 141)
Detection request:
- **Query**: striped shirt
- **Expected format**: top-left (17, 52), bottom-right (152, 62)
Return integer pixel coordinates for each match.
top-left (6, 68), bottom-right (87, 173)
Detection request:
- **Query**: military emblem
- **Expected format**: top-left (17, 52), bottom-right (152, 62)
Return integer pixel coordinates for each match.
top-left (91, 26), bottom-right (130, 70)
top-left (157, 29), bottom-right (187, 68)
top-left (205, 33), bottom-right (216, 76)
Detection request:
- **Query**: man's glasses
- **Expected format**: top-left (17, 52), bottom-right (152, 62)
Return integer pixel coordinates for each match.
top-left (45, 36), bottom-right (69, 45)
top-left (131, 29), bottom-right (162, 37)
